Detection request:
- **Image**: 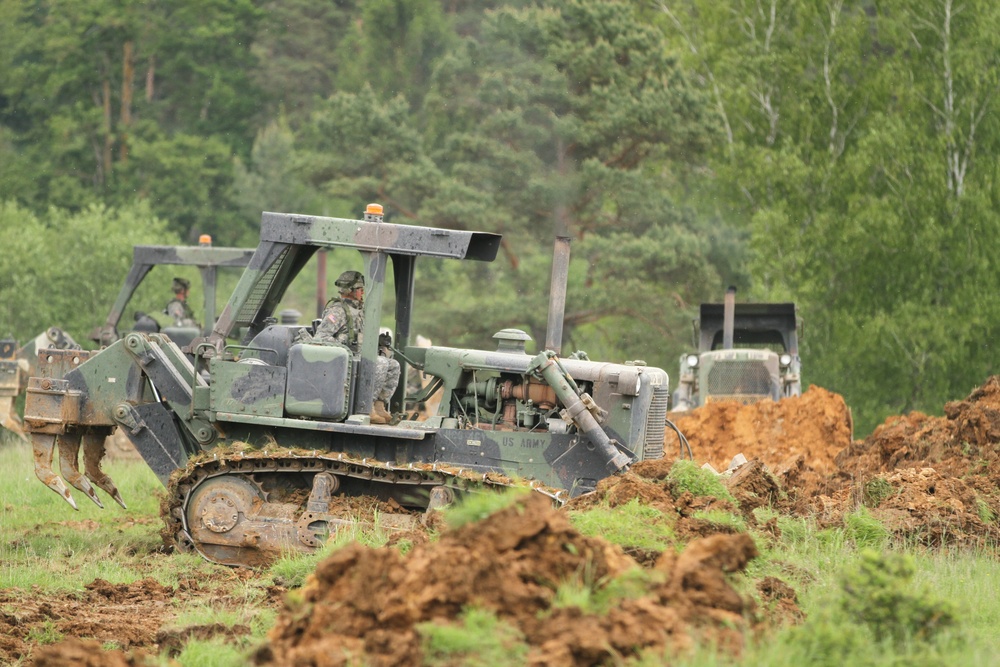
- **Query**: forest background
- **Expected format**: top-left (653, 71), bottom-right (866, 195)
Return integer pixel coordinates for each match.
top-left (0, 0), bottom-right (997, 437)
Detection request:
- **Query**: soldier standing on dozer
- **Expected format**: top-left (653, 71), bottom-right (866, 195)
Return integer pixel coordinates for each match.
top-left (310, 269), bottom-right (400, 425)
top-left (165, 277), bottom-right (197, 327)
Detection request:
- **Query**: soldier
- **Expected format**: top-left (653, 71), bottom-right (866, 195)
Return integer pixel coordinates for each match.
top-left (165, 277), bottom-right (197, 327)
top-left (313, 270), bottom-right (400, 425)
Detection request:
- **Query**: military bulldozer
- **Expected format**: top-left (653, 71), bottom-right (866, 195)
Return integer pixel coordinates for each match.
top-left (671, 287), bottom-right (801, 411)
top-left (24, 209), bottom-right (670, 567)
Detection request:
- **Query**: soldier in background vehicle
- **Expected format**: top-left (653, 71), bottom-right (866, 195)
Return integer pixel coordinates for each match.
top-left (165, 277), bottom-right (197, 327)
top-left (311, 270), bottom-right (400, 425)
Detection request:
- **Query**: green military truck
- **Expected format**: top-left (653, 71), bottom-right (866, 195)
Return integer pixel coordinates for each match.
top-left (24, 208), bottom-right (670, 567)
top-left (671, 287), bottom-right (801, 411)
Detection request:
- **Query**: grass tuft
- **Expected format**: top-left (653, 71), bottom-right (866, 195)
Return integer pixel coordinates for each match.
top-left (418, 607), bottom-right (528, 667)
top-left (667, 459), bottom-right (737, 504)
top-left (442, 486), bottom-right (531, 529)
top-left (569, 498), bottom-right (675, 550)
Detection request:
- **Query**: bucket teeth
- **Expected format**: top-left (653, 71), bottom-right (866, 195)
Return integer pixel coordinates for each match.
top-left (82, 432), bottom-right (126, 509)
top-left (58, 432), bottom-right (104, 509)
top-left (32, 432), bottom-right (78, 510)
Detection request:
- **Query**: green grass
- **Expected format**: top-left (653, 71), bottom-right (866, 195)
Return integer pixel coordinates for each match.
top-left (569, 497), bottom-right (676, 550)
top-left (551, 566), bottom-right (659, 615)
top-left (667, 459), bottom-right (737, 504)
top-left (8, 442), bottom-right (1000, 666)
top-left (0, 441), bottom-right (176, 591)
top-left (418, 607), bottom-right (529, 667)
top-left (442, 486), bottom-right (531, 529)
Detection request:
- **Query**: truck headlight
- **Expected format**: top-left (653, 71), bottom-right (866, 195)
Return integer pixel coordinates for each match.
top-left (686, 354), bottom-right (699, 368)
top-left (779, 353), bottom-right (792, 367)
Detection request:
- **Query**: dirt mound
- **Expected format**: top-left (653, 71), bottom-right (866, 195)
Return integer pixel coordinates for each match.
top-left (259, 493), bottom-right (774, 666)
top-left (660, 378), bottom-right (1000, 545)
top-left (835, 376), bottom-right (1000, 480)
top-left (670, 386), bottom-right (853, 475)
top-left (814, 467), bottom-right (1000, 547)
top-left (27, 637), bottom-right (142, 666)
top-left (804, 376), bottom-right (1000, 545)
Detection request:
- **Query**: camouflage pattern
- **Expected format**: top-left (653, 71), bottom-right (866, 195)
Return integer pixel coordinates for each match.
top-left (22, 207), bottom-right (677, 568)
top-left (312, 298), bottom-right (363, 352)
top-left (165, 296), bottom-right (197, 327)
top-left (374, 356), bottom-right (400, 403)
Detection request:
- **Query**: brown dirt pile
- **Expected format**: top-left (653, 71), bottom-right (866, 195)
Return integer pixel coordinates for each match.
top-left (667, 376), bottom-right (1000, 546)
top-left (835, 375), bottom-right (1000, 479)
top-left (259, 493), bottom-right (763, 667)
top-left (670, 385), bottom-right (854, 473)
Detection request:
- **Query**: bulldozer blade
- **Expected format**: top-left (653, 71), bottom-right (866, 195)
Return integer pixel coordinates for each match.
top-left (82, 432), bottom-right (126, 509)
top-left (57, 432), bottom-right (105, 509)
top-left (32, 433), bottom-right (78, 510)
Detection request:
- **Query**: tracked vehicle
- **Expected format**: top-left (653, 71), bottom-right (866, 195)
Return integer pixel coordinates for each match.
top-left (672, 287), bottom-right (800, 410)
top-left (24, 209), bottom-right (669, 567)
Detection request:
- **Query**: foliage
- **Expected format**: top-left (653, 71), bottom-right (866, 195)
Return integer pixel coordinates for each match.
top-left (692, 508), bottom-right (747, 532)
top-left (0, 0), bottom-right (262, 239)
top-left (843, 508), bottom-right (890, 550)
top-left (656, 0), bottom-right (1000, 435)
top-left (551, 566), bottom-right (656, 615)
top-left (841, 549), bottom-right (957, 643)
top-left (862, 477), bottom-right (894, 508)
top-left (0, 200), bottom-right (177, 344)
top-left (442, 486), bottom-right (531, 529)
top-left (666, 459), bottom-right (737, 504)
top-left (418, 607), bottom-right (529, 667)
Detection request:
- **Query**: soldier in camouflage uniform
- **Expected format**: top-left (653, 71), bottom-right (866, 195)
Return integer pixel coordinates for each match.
top-left (313, 270), bottom-right (399, 424)
top-left (165, 277), bottom-right (198, 327)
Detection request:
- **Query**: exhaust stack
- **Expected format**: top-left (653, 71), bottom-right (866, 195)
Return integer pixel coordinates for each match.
top-left (544, 236), bottom-right (572, 355)
top-left (723, 286), bottom-right (736, 350)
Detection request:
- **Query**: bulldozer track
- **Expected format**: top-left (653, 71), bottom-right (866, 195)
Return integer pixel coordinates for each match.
top-left (162, 446), bottom-right (567, 567)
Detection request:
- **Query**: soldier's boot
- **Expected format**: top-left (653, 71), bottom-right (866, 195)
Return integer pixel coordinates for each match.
top-left (370, 400), bottom-right (391, 425)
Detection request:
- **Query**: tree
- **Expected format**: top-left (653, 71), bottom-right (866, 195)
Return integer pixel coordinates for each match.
top-left (0, 200), bottom-right (177, 344)
top-left (0, 0), bottom-right (262, 240)
top-left (289, 0), bottom-right (727, 370)
top-left (656, 0), bottom-right (1000, 433)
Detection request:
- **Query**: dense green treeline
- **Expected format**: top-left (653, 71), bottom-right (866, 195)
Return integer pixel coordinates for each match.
top-left (0, 0), bottom-right (997, 435)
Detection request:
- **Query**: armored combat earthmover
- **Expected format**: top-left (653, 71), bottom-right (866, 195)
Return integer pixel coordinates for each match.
top-left (23, 208), bottom-right (670, 567)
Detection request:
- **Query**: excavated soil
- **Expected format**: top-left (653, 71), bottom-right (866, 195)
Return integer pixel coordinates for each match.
top-left (664, 378), bottom-right (1000, 546)
top-left (18, 377), bottom-right (1000, 665)
top-left (258, 492), bottom-right (767, 667)
top-left (0, 574), bottom-right (274, 666)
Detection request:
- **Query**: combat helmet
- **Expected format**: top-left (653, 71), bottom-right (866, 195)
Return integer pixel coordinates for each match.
top-left (334, 270), bottom-right (365, 292)
top-left (172, 277), bottom-right (191, 294)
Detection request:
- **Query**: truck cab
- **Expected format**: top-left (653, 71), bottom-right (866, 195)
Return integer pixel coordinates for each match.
top-left (672, 288), bottom-right (801, 410)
